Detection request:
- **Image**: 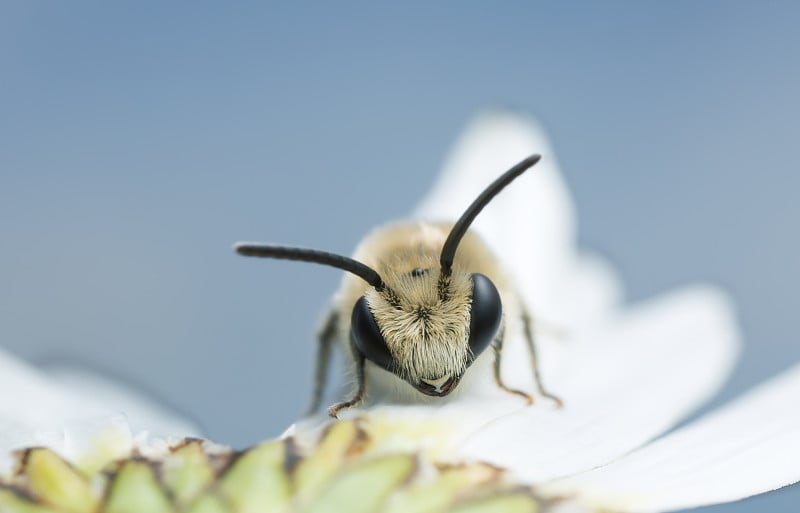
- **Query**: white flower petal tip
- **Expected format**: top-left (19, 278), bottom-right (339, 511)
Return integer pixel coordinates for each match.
top-left (414, 110), bottom-right (573, 269)
top-left (541, 360), bottom-right (800, 512)
top-left (457, 285), bottom-right (741, 482)
top-left (416, 109), bottom-right (621, 337)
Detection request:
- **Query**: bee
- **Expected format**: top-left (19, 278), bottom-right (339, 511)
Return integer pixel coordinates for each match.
top-left (236, 155), bottom-right (561, 418)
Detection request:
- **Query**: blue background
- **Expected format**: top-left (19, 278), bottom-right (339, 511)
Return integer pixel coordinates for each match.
top-left (2, 2), bottom-right (798, 511)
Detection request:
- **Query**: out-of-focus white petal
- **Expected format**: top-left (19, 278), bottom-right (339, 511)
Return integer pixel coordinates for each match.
top-left (46, 365), bottom-right (198, 437)
top-left (542, 361), bottom-right (800, 513)
top-left (414, 110), bottom-right (620, 333)
top-left (458, 286), bottom-right (740, 482)
top-left (0, 348), bottom-right (197, 471)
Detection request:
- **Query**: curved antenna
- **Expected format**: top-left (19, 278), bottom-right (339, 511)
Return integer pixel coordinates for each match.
top-left (235, 243), bottom-right (386, 291)
top-left (439, 154), bottom-right (541, 277)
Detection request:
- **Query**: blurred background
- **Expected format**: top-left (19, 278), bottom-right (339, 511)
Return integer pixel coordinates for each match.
top-left (1, 2), bottom-right (798, 511)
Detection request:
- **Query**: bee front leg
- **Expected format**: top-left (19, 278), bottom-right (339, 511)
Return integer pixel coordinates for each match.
top-left (327, 338), bottom-right (366, 418)
top-left (492, 322), bottom-right (534, 404)
top-left (307, 310), bottom-right (339, 415)
top-left (521, 307), bottom-right (563, 407)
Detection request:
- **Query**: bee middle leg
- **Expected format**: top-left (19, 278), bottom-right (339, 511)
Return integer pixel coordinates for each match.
top-left (307, 310), bottom-right (339, 415)
top-left (327, 338), bottom-right (366, 418)
top-left (492, 324), bottom-right (534, 404)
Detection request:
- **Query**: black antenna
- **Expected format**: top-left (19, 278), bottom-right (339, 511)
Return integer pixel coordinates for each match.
top-left (439, 154), bottom-right (541, 277)
top-left (235, 243), bottom-right (386, 291)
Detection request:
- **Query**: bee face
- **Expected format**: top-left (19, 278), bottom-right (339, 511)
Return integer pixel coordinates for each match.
top-left (351, 267), bottom-right (502, 397)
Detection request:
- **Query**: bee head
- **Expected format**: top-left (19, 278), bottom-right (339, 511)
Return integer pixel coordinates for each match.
top-left (351, 267), bottom-right (502, 397)
top-left (235, 154), bottom-right (539, 398)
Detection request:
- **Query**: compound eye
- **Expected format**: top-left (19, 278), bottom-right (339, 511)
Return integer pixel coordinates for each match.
top-left (468, 274), bottom-right (502, 361)
top-left (351, 296), bottom-right (395, 372)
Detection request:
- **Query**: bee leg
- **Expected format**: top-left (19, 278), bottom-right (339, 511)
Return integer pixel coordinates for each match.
top-left (307, 310), bottom-right (339, 415)
top-left (492, 323), bottom-right (534, 404)
top-left (521, 307), bottom-right (563, 407)
top-left (327, 341), bottom-right (366, 419)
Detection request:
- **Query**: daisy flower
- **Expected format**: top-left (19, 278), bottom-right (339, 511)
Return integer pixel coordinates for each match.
top-left (1, 112), bottom-right (798, 513)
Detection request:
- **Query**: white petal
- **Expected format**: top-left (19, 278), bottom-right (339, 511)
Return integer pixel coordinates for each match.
top-left (46, 365), bottom-right (199, 438)
top-left (0, 348), bottom-right (197, 470)
top-left (541, 361), bottom-right (800, 513)
top-left (458, 286), bottom-right (740, 482)
top-left (413, 110), bottom-right (620, 331)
